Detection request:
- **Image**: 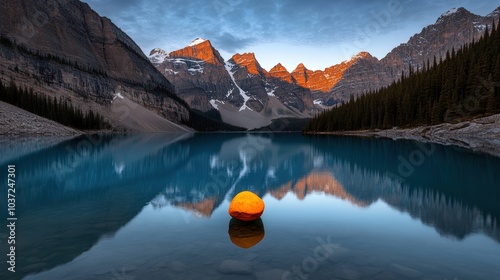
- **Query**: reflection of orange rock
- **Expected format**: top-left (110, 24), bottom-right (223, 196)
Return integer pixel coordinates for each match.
top-left (228, 191), bottom-right (265, 221)
top-left (228, 218), bottom-right (265, 249)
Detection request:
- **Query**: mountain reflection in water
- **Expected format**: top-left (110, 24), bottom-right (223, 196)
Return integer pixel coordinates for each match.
top-left (2, 133), bottom-right (499, 279)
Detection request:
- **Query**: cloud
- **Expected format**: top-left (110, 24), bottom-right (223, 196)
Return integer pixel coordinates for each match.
top-left (211, 32), bottom-right (255, 53)
top-left (84, 0), bottom-right (500, 68)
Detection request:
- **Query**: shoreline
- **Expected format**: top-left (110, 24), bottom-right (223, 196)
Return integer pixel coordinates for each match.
top-left (305, 114), bottom-right (500, 158)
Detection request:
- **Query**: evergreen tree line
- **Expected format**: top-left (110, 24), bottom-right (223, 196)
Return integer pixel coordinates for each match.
top-left (0, 80), bottom-right (111, 130)
top-left (305, 21), bottom-right (500, 132)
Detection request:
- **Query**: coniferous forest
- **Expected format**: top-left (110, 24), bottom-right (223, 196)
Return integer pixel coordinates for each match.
top-left (0, 80), bottom-right (110, 130)
top-left (305, 22), bottom-right (500, 132)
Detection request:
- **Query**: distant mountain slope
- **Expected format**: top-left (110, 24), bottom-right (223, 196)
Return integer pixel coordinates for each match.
top-left (0, 0), bottom-right (192, 132)
top-left (381, 6), bottom-right (500, 81)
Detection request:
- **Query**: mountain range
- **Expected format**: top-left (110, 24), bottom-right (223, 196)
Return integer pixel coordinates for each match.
top-left (150, 6), bottom-right (499, 129)
top-left (0, 0), bottom-right (499, 131)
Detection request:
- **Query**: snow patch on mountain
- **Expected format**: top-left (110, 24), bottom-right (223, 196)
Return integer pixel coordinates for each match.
top-left (165, 69), bottom-right (179, 75)
top-left (164, 58), bottom-right (205, 75)
top-left (266, 87), bottom-right (276, 96)
top-left (149, 48), bottom-right (169, 64)
top-left (189, 38), bottom-right (207, 47)
top-left (226, 88), bottom-right (234, 98)
top-left (209, 99), bottom-right (219, 110)
top-left (437, 7), bottom-right (463, 22)
top-left (487, 7), bottom-right (500, 17)
top-left (473, 22), bottom-right (487, 31)
top-left (113, 92), bottom-right (124, 100)
top-left (442, 7), bottom-right (459, 17)
top-left (224, 61), bottom-right (253, 111)
top-left (188, 67), bottom-right (203, 74)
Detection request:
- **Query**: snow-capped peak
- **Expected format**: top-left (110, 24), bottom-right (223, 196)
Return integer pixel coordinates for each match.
top-left (487, 7), bottom-right (500, 17)
top-left (148, 48), bottom-right (169, 64)
top-left (189, 38), bottom-right (208, 47)
top-left (441, 7), bottom-right (459, 17)
top-left (350, 52), bottom-right (371, 61)
top-left (437, 7), bottom-right (467, 23)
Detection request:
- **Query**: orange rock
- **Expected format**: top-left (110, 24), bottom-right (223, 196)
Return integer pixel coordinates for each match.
top-left (228, 191), bottom-right (265, 221)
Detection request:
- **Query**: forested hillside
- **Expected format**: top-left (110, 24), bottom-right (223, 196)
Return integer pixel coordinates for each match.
top-left (305, 22), bottom-right (500, 132)
top-left (0, 80), bottom-right (110, 130)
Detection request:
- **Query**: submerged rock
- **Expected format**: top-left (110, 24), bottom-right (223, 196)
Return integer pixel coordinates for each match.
top-left (218, 259), bottom-right (252, 275)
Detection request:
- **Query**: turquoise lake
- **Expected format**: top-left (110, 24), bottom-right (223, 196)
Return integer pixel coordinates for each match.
top-left (1, 133), bottom-right (499, 280)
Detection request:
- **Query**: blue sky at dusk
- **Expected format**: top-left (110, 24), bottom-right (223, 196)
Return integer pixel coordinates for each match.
top-left (84, 0), bottom-right (499, 71)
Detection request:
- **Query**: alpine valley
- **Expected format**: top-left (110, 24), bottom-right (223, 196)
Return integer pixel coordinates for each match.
top-left (1, 0), bottom-right (499, 131)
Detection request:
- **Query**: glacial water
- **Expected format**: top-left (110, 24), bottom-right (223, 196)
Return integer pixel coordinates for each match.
top-left (1, 133), bottom-right (499, 280)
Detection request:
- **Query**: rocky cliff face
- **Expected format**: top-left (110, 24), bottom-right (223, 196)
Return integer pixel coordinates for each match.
top-left (326, 54), bottom-right (394, 104)
top-left (268, 63), bottom-right (294, 83)
top-left (232, 52), bottom-right (268, 76)
top-left (169, 38), bottom-right (225, 66)
top-left (151, 41), bottom-right (242, 111)
top-left (0, 0), bottom-right (190, 131)
top-left (291, 52), bottom-right (371, 93)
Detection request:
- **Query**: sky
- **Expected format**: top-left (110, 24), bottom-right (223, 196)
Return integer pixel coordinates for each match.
top-left (84, 0), bottom-right (499, 71)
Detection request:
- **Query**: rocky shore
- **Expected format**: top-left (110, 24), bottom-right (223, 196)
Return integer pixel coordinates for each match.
top-left (0, 101), bottom-right (81, 136)
top-left (311, 114), bottom-right (500, 158)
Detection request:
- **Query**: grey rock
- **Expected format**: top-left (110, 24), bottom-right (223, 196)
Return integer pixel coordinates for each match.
top-left (218, 260), bottom-right (253, 275)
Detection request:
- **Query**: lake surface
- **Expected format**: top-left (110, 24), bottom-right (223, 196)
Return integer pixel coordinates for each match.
top-left (1, 133), bottom-right (500, 280)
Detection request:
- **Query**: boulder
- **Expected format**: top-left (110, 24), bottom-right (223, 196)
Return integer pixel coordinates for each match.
top-left (228, 191), bottom-right (265, 221)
